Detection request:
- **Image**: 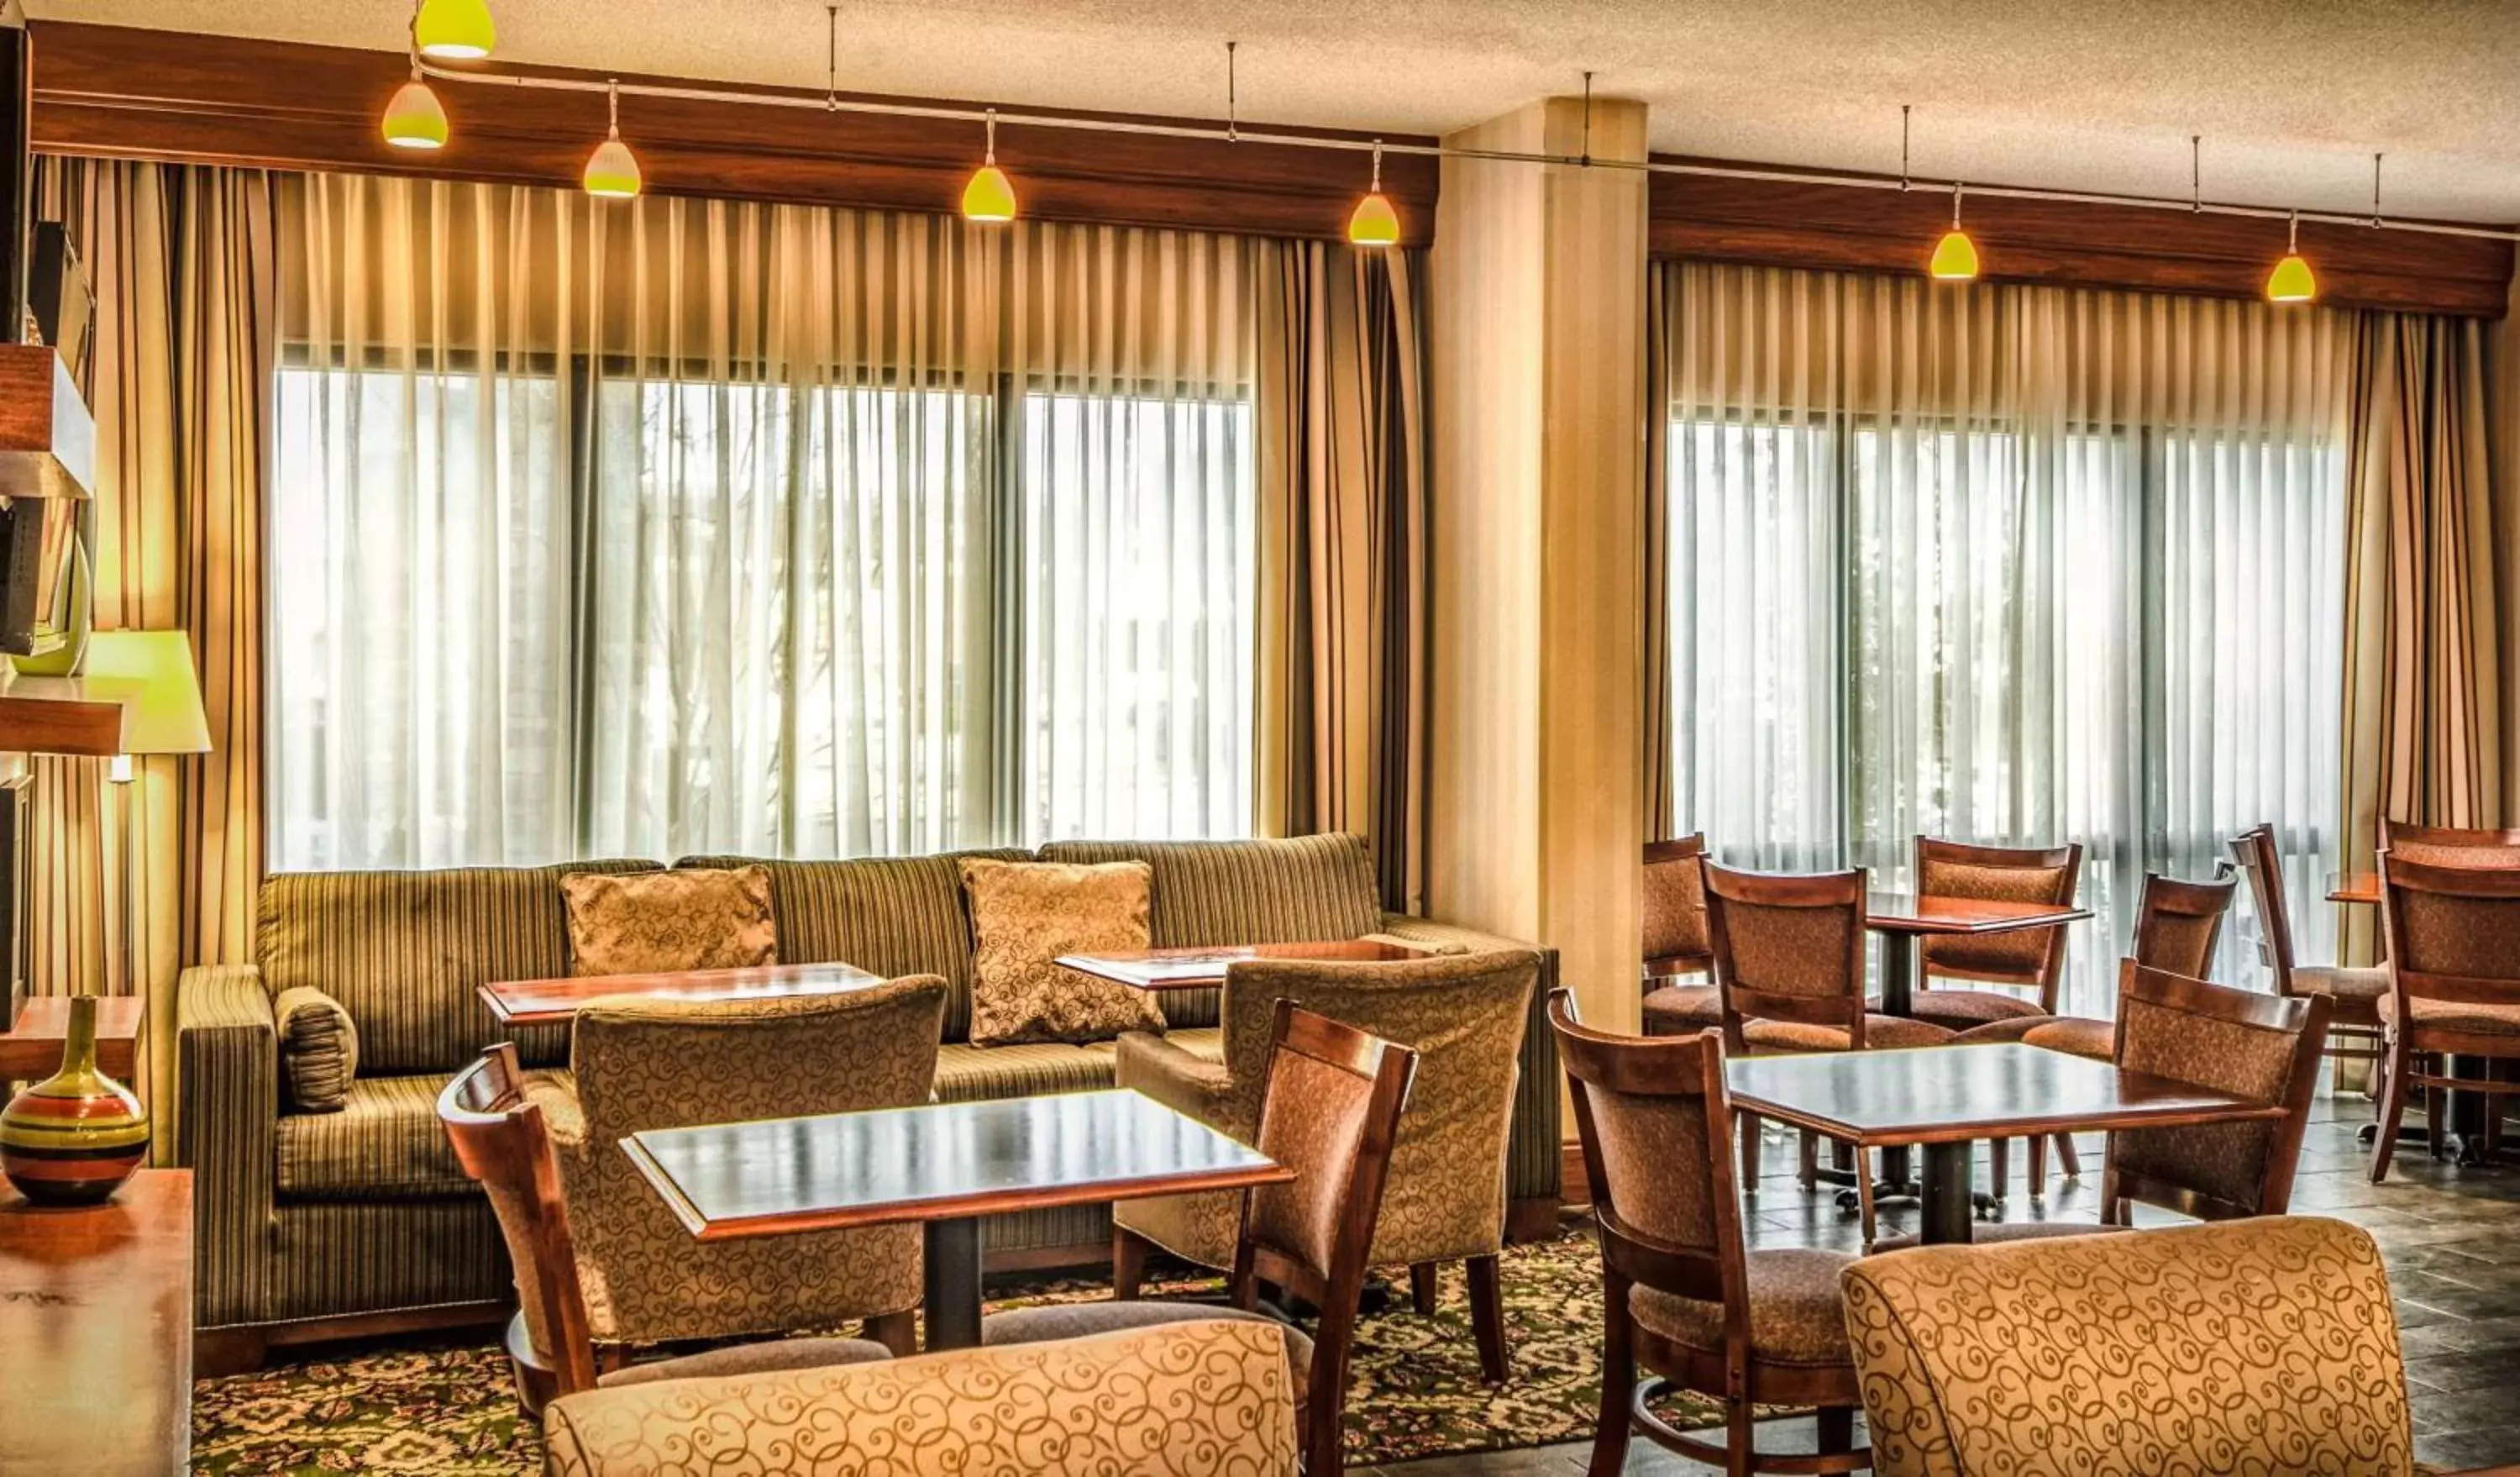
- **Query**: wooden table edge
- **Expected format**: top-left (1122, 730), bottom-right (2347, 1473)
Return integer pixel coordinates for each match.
top-left (1866, 905), bottom-right (2097, 936)
top-left (1727, 1094), bottom-right (2291, 1148)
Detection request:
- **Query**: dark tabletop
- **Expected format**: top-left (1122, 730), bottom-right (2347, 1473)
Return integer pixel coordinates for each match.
top-left (1726, 1042), bottom-right (2287, 1146)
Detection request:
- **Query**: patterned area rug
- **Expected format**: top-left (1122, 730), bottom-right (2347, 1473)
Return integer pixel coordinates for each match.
top-left (191, 1225), bottom-right (1725, 1473)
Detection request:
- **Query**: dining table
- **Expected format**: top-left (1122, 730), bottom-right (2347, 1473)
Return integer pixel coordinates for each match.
top-left (1055, 938), bottom-right (1431, 991)
top-left (619, 1087), bottom-right (1292, 1351)
top-left (1728, 1043), bottom-right (2287, 1245)
top-left (480, 959), bottom-right (889, 1027)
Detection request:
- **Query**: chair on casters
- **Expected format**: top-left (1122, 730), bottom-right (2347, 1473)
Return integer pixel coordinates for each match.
top-left (2370, 854), bottom-right (2520, 1182)
top-left (1551, 990), bottom-right (1868, 1477)
top-left (989, 1001), bottom-right (1418, 1475)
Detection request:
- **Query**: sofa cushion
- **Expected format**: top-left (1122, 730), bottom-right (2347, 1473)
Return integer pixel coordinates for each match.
top-left (679, 850), bottom-right (1031, 1043)
top-left (563, 865), bottom-right (777, 977)
top-left (961, 859), bottom-right (1168, 1047)
top-left (1036, 834), bottom-right (1382, 949)
top-left (277, 1074), bottom-right (473, 1200)
top-left (259, 861), bottom-right (660, 1074)
top-left (933, 1028), bottom-right (1221, 1104)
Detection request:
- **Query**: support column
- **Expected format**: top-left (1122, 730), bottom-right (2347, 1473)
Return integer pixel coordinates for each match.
top-left (1427, 96), bottom-right (1649, 1034)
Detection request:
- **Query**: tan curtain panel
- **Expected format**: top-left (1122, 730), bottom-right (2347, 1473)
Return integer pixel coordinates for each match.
top-left (1254, 243), bottom-right (1431, 913)
top-left (2340, 312), bottom-right (2504, 959)
top-left (27, 156), bottom-right (276, 1152)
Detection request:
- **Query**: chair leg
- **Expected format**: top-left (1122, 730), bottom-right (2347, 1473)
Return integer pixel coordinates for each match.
top-left (2370, 1034), bottom-right (2412, 1184)
top-left (1588, 1274), bottom-right (1635, 1477)
top-left (1740, 1112), bottom-right (1764, 1187)
top-left (2425, 1069), bottom-right (2448, 1159)
top-left (1726, 1399), bottom-right (1756, 1477)
top-left (1817, 1405), bottom-right (1856, 1456)
top-left (1112, 1227), bottom-right (1149, 1301)
top-left (865, 1310), bottom-right (916, 1358)
top-left (593, 1344), bottom-right (631, 1377)
top-left (2097, 1162), bottom-right (2124, 1226)
top-left (1856, 1148), bottom-right (1879, 1250)
top-left (2028, 1133), bottom-right (2047, 1194)
top-left (1467, 1254), bottom-right (1509, 1384)
top-left (1409, 1263), bottom-right (1440, 1316)
top-left (1798, 1129), bottom-right (1819, 1191)
top-left (1989, 1137), bottom-right (2009, 1199)
top-left (2054, 1133), bottom-right (2082, 1178)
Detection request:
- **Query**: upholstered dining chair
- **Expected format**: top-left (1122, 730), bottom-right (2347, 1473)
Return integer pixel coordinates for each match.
top-left (1551, 991), bottom-right (1867, 1477)
top-left (1963, 867), bottom-right (2241, 1059)
top-left (1640, 835), bottom-right (1720, 1036)
top-left (990, 1001), bottom-right (1416, 1475)
top-left (1885, 961), bottom-right (2328, 1248)
top-left (1704, 861), bottom-right (1951, 1243)
top-left (2382, 818), bottom-right (2520, 865)
top-left (1908, 837), bottom-right (2084, 1030)
top-left (1111, 949), bottom-right (1537, 1385)
top-left (543, 976), bottom-right (950, 1358)
top-left (437, 1043), bottom-right (892, 1415)
top-left (2371, 854), bottom-right (2520, 1182)
top-left (2229, 822), bottom-right (2388, 1075)
top-left (1841, 1217), bottom-right (2423, 1477)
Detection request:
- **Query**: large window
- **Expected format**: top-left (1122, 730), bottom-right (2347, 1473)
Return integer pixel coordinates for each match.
top-left (1663, 264), bottom-right (2351, 1012)
top-left (270, 180), bottom-right (1259, 869)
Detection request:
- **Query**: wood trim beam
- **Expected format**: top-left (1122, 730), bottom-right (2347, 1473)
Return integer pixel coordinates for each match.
top-left (1650, 156), bottom-right (2513, 318)
top-left (26, 20), bottom-right (1436, 245)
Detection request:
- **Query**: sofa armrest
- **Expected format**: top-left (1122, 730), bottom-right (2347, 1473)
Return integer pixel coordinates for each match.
top-left (1115, 1029), bottom-right (1245, 1136)
top-left (1379, 913), bottom-right (1564, 1214)
top-left (177, 963), bottom-right (277, 1328)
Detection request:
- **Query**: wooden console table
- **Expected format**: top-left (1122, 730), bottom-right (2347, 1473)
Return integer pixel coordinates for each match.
top-left (1, 992), bottom-right (144, 1080)
top-left (0, 1168), bottom-right (192, 1474)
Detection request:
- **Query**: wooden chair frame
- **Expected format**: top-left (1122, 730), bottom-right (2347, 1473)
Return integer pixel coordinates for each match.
top-left (2381, 820), bottom-right (2520, 852)
top-left (1911, 837), bottom-right (2084, 1014)
top-left (2370, 854), bottom-right (2520, 1183)
top-left (2229, 822), bottom-right (2385, 1063)
top-left (2129, 868), bottom-right (2239, 977)
top-left (1551, 991), bottom-right (1865, 1477)
top-left (2094, 960), bottom-right (2330, 1224)
top-left (438, 1043), bottom-right (601, 1412)
top-left (1644, 834), bottom-right (1715, 982)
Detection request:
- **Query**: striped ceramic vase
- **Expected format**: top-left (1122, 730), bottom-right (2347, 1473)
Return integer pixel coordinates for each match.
top-left (0, 996), bottom-right (149, 1206)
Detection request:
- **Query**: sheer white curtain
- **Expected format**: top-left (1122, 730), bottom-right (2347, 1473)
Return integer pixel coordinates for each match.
top-left (1662, 263), bottom-right (2350, 1012)
top-left (270, 175), bottom-right (1256, 869)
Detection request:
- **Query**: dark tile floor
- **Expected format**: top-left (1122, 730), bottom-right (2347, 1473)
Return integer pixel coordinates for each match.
top-left (1362, 1089), bottom-right (2520, 1475)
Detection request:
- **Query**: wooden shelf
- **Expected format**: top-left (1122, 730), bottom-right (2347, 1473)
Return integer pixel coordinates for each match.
top-left (0, 673), bottom-right (125, 756)
top-left (0, 344), bottom-right (93, 502)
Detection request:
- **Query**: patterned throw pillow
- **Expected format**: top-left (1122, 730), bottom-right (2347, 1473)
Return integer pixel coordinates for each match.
top-left (562, 865), bottom-right (779, 978)
top-left (273, 986), bottom-right (360, 1113)
top-left (960, 858), bottom-right (1168, 1047)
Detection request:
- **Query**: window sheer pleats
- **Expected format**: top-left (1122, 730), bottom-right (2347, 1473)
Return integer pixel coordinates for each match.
top-left (270, 176), bottom-right (1256, 869)
top-left (1662, 263), bottom-right (2350, 1012)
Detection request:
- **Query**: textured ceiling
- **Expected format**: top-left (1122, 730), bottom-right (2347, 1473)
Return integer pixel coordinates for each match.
top-left (37, 0), bottom-right (2520, 223)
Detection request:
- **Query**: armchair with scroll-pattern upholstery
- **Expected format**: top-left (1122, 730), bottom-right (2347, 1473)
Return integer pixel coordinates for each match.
top-left (541, 1317), bottom-right (1301, 1477)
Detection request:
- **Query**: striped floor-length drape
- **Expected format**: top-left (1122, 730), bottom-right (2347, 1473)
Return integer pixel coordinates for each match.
top-left (2340, 312), bottom-right (2504, 962)
top-left (27, 156), bottom-right (276, 1156)
top-left (1253, 240), bottom-right (1432, 914)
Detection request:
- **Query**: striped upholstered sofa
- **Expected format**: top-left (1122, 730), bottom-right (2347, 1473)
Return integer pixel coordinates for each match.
top-left (176, 833), bottom-right (1559, 1366)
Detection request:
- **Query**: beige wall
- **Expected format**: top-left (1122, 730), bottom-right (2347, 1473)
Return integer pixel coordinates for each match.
top-left (1428, 97), bottom-right (1649, 1034)
top-left (2499, 269), bottom-right (2520, 823)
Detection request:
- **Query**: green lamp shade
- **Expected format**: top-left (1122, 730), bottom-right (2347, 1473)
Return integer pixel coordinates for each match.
top-left (1347, 192), bottom-right (1402, 247)
top-left (583, 136), bottom-right (643, 198)
top-left (2266, 252), bottom-right (2318, 303)
top-left (961, 164), bottom-right (1017, 223)
top-left (382, 80), bottom-right (449, 150)
top-left (81, 631), bottom-right (213, 760)
top-left (1929, 228), bottom-right (1981, 281)
top-left (414, 0), bottom-right (497, 60)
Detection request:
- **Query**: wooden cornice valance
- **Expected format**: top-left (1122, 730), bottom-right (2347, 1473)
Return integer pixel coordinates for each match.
top-left (26, 20), bottom-right (1438, 246)
top-left (1649, 157), bottom-right (2513, 318)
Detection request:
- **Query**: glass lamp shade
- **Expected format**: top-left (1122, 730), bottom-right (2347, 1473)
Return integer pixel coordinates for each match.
top-left (961, 164), bottom-right (1017, 223)
top-left (1929, 227), bottom-right (1981, 281)
top-left (413, 0), bottom-right (496, 59)
top-left (583, 136), bottom-right (643, 198)
top-left (382, 79), bottom-right (450, 150)
top-left (1347, 192), bottom-right (1402, 248)
top-left (2266, 252), bottom-right (2318, 303)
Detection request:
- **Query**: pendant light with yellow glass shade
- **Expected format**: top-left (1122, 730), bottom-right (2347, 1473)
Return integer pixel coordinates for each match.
top-left (962, 109), bottom-right (1017, 223)
top-left (1929, 181), bottom-right (1980, 280)
top-left (2266, 210), bottom-right (2316, 302)
top-left (412, 0), bottom-right (496, 60)
top-left (583, 79), bottom-right (643, 197)
top-left (382, 53), bottom-right (450, 150)
top-left (1347, 140), bottom-right (1400, 247)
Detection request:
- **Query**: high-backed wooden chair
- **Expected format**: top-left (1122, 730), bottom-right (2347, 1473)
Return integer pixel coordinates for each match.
top-left (1551, 991), bottom-right (1867, 1477)
top-left (2229, 823), bottom-right (2387, 1073)
top-left (1704, 862), bottom-right (1950, 1243)
top-left (1978, 868), bottom-right (2240, 1062)
top-left (990, 1002), bottom-right (1417, 1475)
top-left (2381, 819), bottom-right (2520, 866)
top-left (1909, 837), bottom-right (2084, 1029)
top-left (2371, 854), bottom-right (2520, 1182)
top-left (1641, 835), bottom-right (1720, 1036)
top-left (437, 1044), bottom-right (891, 1415)
top-left (1889, 961), bottom-right (2328, 1247)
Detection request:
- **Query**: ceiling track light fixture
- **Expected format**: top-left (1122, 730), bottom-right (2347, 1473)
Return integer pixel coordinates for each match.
top-left (962, 108), bottom-right (1017, 223)
top-left (2267, 210), bottom-right (2317, 303)
top-left (582, 77), bottom-right (642, 197)
top-left (1930, 180), bottom-right (1980, 281)
top-left (1348, 139), bottom-right (1400, 247)
top-left (390, 6), bottom-right (2520, 250)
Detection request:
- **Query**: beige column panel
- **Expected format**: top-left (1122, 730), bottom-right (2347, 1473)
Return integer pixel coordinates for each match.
top-left (2499, 269), bottom-right (2520, 822)
top-left (1429, 95), bottom-right (1648, 1033)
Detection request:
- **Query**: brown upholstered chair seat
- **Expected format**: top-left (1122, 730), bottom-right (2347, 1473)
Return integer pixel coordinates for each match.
top-left (1906, 987), bottom-right (2046, 1028)
top-left (598, 1336), bottom-right (892, 1390)
top-left (1630, 1248), bottom-right (1857, 1366)
top-left (2292, 965), bottom-right (2391, 1001)
top-left (1944, 1016), bottom-right (2048, 1045)
top-left (2022, 1017), bottom-right (2113, 1060)
top-left (1744, 1016), bottom-right (1956, 1052)
top-left (1870, 1220), bottom-right (2133, 1253)
top-left (2376, 993), bottom-right (2520, 1036)
top-left (1641, 984), bottom-right (1723, 1035)
top-left (983, 1303), bottom-right (1314, 1400)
